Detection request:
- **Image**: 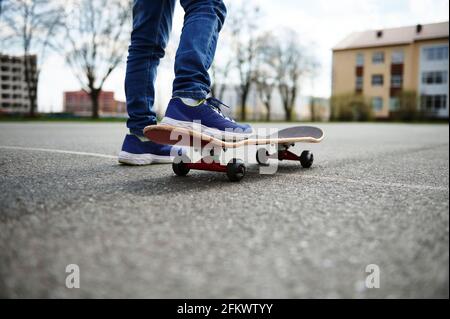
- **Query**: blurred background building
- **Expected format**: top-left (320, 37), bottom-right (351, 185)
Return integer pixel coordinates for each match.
top-left (332, 21), bottom-right (449, 119)
top-left (63, 90), bottom-right (126, 117)
top-left (0, 54), bottom-right (37, 114)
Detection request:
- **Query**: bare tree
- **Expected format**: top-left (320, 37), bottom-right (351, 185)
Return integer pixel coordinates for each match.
top-left (210, 59), bottom-right (232, 101)
top-left (308, 60), bottom-right (321, 121)
top-left (1, 0), bottom-right (63, 116)
top-left (63, 0), bottom-right (131, 119)
top-left (274, 30), bottom-right (317, 122)
top-left (227, 2), bottom-right (261, 121)
top-left (310, 96), bottom-right (316, 122)
top-left (254, 33), bottom-right (278, 121)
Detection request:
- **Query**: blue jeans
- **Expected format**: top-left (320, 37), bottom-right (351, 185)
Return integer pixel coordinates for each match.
top-left (125, 0), bottom-right (227, 136)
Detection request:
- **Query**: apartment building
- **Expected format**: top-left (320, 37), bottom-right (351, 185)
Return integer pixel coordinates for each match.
top-left (63, 90), bottom-right (126, 117)
top-left (0, 54), bottom-right (37, 114)
top-left (332, 22), bottom-right (449, 119)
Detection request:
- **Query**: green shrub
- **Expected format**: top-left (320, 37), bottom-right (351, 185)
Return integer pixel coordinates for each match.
top-left (330, 93), bottom-right (373, 121)
top-left (389, 91), bottom-right (422, 121)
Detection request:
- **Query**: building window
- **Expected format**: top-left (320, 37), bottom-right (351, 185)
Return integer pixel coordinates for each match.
top-left (372, 52), bottom-right (385, 64)
top-left (390, 97), bottom-right (400, 111)
top-left (371, 74), bottom-right (384, 86)
top-left (392, 51), bottom-right (404, 64)
top-left (372, 97), bottom-right (384, 111)
top-left (435, 95), bottom-right (447, 109)
top-left (356, 53), bottom-right (364, 66)
top-left (422, 71), bottom-right (448, 85)
top-left (423, 45), bottom-right (449, 61)
top-left (391, 75), bottom-right (403, 88)
top-left (421, 95), bottom-right (448, 111)
top-left (356, 76), bottom-right (363, 90)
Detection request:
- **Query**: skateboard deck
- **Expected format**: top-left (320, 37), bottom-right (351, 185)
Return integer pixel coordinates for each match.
top-left (143, 124), bottom-right (324, 182)
top-left (143, 124), bottom-right (324, 148)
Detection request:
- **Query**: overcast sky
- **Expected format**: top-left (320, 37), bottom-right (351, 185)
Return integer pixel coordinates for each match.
top-left (37, 0), bottom-right (449, 112)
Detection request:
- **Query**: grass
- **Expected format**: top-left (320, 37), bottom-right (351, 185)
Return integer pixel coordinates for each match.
top-left (0, 114), bottom-right (447, 124)
top-left (0, 115), bottom-right (127, 123)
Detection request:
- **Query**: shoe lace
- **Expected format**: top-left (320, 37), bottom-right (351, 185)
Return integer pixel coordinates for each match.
top-left (205, 97), bottom-right (235, 123)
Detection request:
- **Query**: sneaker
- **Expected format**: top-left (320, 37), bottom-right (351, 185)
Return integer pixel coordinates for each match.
top-left (161, 97), bottom-right (253, 140)
top-left (118, 134), bottom-right (181, 165)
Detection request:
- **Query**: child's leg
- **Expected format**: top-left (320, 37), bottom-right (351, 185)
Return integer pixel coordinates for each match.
top-left (125, 0), bottom-right (176, 136)
top-left (173, 0), bottom-right (227, 100)
top-left (161, 0), bottom-right (252, 139)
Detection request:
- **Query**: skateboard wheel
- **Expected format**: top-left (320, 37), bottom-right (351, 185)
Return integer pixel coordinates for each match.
top-left (172, 154), bottom-right (191, 176)
top-left (226, 159), bottom-right (246, 182)
top-left (299, 150), bottom-right (314, 168)
top-left (256, 148), bottom-right (269, 166)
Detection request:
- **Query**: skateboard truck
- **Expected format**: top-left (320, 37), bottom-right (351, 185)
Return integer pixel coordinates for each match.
top-left (173, 148), bottom-right (246, 182)
top-left (256, 146), bottom-right (314, 168)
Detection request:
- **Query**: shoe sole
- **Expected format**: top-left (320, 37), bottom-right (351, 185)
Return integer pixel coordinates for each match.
top-left (161, 117), bottom-right (253, 141)
top-left (118, 151), bottom-right (173, 166)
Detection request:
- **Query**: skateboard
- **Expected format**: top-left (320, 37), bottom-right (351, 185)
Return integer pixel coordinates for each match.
top-left (144, 124), bottom-right (324, 182)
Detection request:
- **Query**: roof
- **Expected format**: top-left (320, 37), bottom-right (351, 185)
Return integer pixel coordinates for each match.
top-left (333, 21), bottom-right (449, 51)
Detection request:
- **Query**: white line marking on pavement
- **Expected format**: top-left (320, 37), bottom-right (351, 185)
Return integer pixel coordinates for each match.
top-left (0, 145), bottom-right (117, 159)
top-left (302, 175), bottom-right (449, 192)
top-left (1, 145), bottom-right (447, 191)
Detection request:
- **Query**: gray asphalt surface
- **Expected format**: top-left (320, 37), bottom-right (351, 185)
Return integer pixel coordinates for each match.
top-left (0, 122), bottom-right (448, 298)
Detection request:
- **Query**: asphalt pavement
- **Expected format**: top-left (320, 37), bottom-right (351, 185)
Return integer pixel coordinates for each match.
top-left (0, 122), bottom-right (448, 298)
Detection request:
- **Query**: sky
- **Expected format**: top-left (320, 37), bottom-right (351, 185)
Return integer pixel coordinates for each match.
top-left (36, 0), bottom-right (449, 112)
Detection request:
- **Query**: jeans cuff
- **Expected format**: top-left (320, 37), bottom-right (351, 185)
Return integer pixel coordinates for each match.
top-left (172, 90), bottom-right (208, 100)
top-left (130, 128), bottom-right (145, 137)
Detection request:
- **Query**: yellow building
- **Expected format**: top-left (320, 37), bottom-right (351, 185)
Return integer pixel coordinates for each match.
top-left (332, 22), bottom-right (449, 119)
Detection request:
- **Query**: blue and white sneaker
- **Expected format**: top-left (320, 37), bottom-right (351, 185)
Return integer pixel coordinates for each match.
top-left (118, 134), bottom-right (180, 165)
top-left (161, 97), bottom-right (253, 140)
